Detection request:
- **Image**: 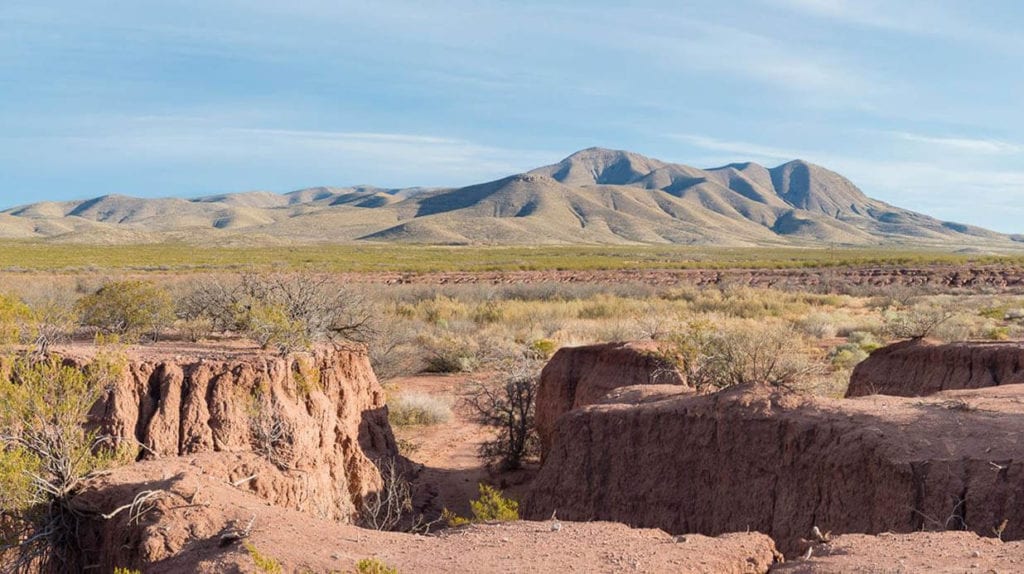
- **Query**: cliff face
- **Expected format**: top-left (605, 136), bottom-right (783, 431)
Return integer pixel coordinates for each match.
top-left (848, 338), bottom-right (1024, 397)
top-left (61, 343), bottom-right (396, 522)
top-left (525, 382), bottom-right (1024, 556)
top-left (534, 342), bottom-right (686, 459)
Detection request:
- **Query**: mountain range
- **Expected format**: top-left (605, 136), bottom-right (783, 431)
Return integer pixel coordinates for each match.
top-left (1, 148), bottom-right (1016, 247)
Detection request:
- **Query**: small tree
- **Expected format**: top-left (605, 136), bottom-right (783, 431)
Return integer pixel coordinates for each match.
top-left (76, 280), bottom-right (174, 341)
top-left (465, 364), bottom-right (539, 470)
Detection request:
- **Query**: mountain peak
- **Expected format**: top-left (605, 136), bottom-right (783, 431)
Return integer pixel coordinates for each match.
top-left (531, 148), bottom-right (667, 186)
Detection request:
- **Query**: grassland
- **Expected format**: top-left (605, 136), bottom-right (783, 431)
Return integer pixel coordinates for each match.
top-left (1, 241), bottom-right (1023, 273)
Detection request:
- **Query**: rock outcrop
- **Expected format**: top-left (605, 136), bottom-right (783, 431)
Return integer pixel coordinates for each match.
top-left (847, 338), bottom-right (1024, 397)
top-left (535, 341), bottom-right (686, 458)
top-left (59, 343), bottom-right (396, 523)
top-left (525, 383), bottom-right (1024, 556)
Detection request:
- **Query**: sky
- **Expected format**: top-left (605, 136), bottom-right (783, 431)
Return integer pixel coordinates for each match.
top-left (1, 0), bottom-right (1022, 232)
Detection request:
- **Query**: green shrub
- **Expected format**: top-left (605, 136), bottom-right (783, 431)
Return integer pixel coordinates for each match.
top-left (527, 338), bottom-right (557, 359)
top-left (0, 356), bottom-right (122, 571)
top-left (76, 280), bottom-right (174, 341)
top-left (828, 343), bottom-right (869, 370)
top-left (469, 483), bottom-right (519, 521)
top-left (0, 293), bottom-right (35, 346)
top-left (443, 483), bottom-right (520, 527)
top-left (357, 557), bottom-right (399, 574)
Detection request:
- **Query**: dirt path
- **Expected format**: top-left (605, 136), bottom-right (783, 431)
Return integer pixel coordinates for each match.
top-left (388, 373), bottom-right (493, 517)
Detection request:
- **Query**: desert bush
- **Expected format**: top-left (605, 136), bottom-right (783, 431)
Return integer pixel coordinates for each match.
top-left (661, 320), bottom-right (820, 391)
top-left (0, 357), bottom-right (122, 572)
top-left (846, 331), bottom-right (882, 352)
top-left (246, 391), bottom-right (293, 470)
top-left (442, 483), bottom-right (520, 527)
top-left (799, 313), bottom-right (838, 339)
top-left (419, 333), bottom-right (481, 373)
top-left (360, 458), bottom-right (413, 532)
top-left (367, 313), bottom-right (420, 380)
top-left (388, 392), bottom-right (452, 427)
top-left (828, 343), bottom-right (869, 370)
top-left (356, 557), bottom-right (399, 574)
top-left (23, 289), bottom-right (78, 354)
top-left (465, 364), bottom-right (539, 470)
top-left (0, 294), bottom-right (35, 346)
top-left (882, 303), bottom-right (959, 340)
top-left (179, 272), bottom-right (372, 350)
top-left (76, 280), bottom-right (174, 341)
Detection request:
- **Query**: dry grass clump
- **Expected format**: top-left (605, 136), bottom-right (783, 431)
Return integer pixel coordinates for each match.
top-left (388, 392), bottom-right (453, 427)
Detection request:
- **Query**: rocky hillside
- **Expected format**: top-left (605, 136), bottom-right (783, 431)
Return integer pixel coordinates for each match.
top-left (1, 148), bottom-right (1016, 247)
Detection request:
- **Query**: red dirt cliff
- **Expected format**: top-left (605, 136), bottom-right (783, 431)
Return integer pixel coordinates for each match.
top-left (525, 382), bottom-right (1024, 557)
top-left (535, 341), bottom-right (686, 459)
top-left (57, 343), bottom-right (397, 523)
top-left (847, 338), bottom-right (1024, 397)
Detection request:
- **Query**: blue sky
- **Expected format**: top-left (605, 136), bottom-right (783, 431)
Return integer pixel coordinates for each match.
top-left (1, 0), bottom-right (1022, 232)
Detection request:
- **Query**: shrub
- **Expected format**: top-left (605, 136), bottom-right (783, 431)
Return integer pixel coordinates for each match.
top-left (469, 483), bottom-right (519, 522)
top-left (388, 392), bottom-right (452, 427)
top-left (847, 330), bottom-right (882, 352)
top-left (0, 293), bottom-right (35, 346)
top-left (360, 458), bottom-right (413, 532)
top-left (799, 313), bottom-right (838, 339)
top-left (465, 364), bottom-right (539, 470)
top-left (882, 304), bottom-right (958, 340)
top-left (661, 321), bottom-right (820, 392)
top-left (828, 343), bottom-right (869, 370)
top-left (178, 272), bottom-right (373, 350)
top-left (0, 357), bottom-right (122, 571)
top-left (527, 338), bottom-right (557, 359)
top-left (76, 280), bottom-right (174, 341)
top-left (420, 333), bottom-right (480, 373)
top-left (442, 483), bottom-right (520, 526)
top-left (357, 558), bottom-right (399, 574)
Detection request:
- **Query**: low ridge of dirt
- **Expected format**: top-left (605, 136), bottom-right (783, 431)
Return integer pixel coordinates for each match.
top-left (77, 456), bottom-right (780, 573)
top-left (353, 265), bottom-right (1024, 293)
top-left (525, 382), bottom-right (1024, 557)
top-left (848, 338), bottom-right (1024, 397)
top-left (773, 531), bottom-right (1024, 574)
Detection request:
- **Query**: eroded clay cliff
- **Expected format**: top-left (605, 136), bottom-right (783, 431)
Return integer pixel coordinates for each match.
top-left (535, 341), bottom-right (687, 458)
top-left (525, 382), bottom-right (1024, 556)
top-left (58, 343), bottom-right (397, 523)
top-left (847, 338), bottom-right (1024, 397)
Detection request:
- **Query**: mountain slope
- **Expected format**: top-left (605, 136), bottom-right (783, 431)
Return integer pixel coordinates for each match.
top-left (0, 148), bottom-right (1014, 247)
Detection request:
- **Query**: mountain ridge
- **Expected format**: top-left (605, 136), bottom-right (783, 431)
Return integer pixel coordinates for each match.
top-left (0, 148), bottom-right (1016, 248)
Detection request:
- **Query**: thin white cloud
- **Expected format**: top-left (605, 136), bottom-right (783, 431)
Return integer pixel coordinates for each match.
top-left (890, 132), bottom-right (1023, 154)
top-left (1, 116), bottom-right (556, 188)
top-left (668, 134), bottom-right (802, 164)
